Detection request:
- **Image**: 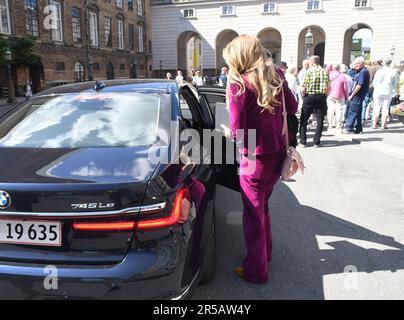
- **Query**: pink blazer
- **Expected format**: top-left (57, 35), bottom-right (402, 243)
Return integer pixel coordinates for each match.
top-left (228, 68), bottom-right (298, 156)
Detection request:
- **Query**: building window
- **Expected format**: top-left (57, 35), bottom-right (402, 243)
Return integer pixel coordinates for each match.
top-left (25, 0), bottom-right (39, 37)
top-left (117, 20), bottom-right (124, 49)
top-left (263, 2), bottom-right (278, 13)
top-left (116, 0), bottom-right (123, 8)
top-left (138, 25), bottom-right (144, 52)
top-left (354, 0), bottom-right (370, 7)
top-left (120, 64), bottom-right (125, 71)
top-left (221, 5), bottom-right (235, 16)
top-left (89, 12), bottom-right (98, 46)
top-left (183, 8), bottom-right (195, 18)
top-left (129, 23), bottom-right (135, 50)
top-left (74, 62), bottom-right (85, 82)
top-left (104, 17), bottom-right (112, 47)
top-left (0, 0), bottom-right (10, 34)
top-left (71, 7), bottom-right (81, 43)
top-left (306, 0), bottom-right (322, 10)
top-left (137, 0), bottom-right (143, 16)
top-left (93, 62), bottom-right (100, 71)
top-left (50, 1), bottom-right (63, 41)
top-left (55, 62), bottom-right (65, 71)
top-left (128, 0), bottom-right (133, 10)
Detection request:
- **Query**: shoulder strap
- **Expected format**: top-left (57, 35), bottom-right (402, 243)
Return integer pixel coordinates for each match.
top-left (281, 84), bottom-right (290, 148)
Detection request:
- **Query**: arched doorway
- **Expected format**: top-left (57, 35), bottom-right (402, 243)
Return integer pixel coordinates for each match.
top-left (343, 24), bottom-right (373, 66)
top-left (257, 28), bottom-right (282, 66)
top-left (216, 29), bottom-right (238, 72)
top-left (177, 31), bottom-right (203, 81)
top-left (298, 26), bottom-right (326, 67)
top-left (106, 62), bottom-right (114, 80)
top-left (29, 62), bottom-right (45, 93)
top-left (74, 62), bottom-right (85, 82)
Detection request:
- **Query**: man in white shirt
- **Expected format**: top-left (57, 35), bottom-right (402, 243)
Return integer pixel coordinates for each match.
top-left (285, 67), bottom-right (299, 102)
top-left (192, 70), bottom-right (204, 87)
top-left (175, 70), bottom-right (184, 82)
top-left (372, 57), bottom-right (400, 129)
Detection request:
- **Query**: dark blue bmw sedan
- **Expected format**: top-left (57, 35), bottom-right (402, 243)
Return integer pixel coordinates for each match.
top-left (0, 79), bottom-right (238, 299)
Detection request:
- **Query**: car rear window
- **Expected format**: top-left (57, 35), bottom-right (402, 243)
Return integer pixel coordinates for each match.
top-left (0, 92), bottom-right (166, 148)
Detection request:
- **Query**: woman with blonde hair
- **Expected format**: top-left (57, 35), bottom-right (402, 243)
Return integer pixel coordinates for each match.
top-left (223, 35), bottom-right (298, 283)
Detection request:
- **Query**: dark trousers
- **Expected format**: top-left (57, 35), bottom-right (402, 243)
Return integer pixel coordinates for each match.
top-left (345, 101), bottom-right (363, 133)
top-left (299, 95), bottom-right (327, 146)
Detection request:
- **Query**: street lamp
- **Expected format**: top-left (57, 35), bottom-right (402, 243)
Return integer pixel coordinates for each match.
top-left (390, 45), bottom-right (396, 62)
top-left (130, 58), bottom-right (138, 79)
top-left (159, 60), bottom-right (163, 79)
top-left (4, 48), bottom-right (15, 103)
top-left (305, 28), bottom-right (314, 59)
top-left (88, 55), bottom-right (94, 81)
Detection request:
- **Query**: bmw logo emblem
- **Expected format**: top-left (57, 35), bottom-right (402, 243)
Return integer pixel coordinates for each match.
top-left (0, 191), bottom-right (11, 210)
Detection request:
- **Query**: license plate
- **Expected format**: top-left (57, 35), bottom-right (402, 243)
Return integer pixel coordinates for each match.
top-left (0, 220), bottom-right (62, 247)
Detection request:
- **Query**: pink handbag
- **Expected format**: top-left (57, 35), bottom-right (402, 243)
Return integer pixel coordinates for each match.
top-left (280, 87), bottom-right (305, 181)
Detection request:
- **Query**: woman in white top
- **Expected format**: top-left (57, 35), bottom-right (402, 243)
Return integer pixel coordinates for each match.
top-left (192, 71), bottom-right (204, 86)
top-left (175, 70), bottom-right (184, 82)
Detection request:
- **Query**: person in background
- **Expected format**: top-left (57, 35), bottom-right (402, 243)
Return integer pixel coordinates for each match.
top-left (166, 72), bottom-right (173, 80)
top-left (175, 70), bottom-right (184, 82)
top-left (363, 58), bottom-right (383, 124)
top-left (223, 35), bottom-right (298, 284)
top-left (192, 70), bottom-right (204, 86)
top-left (339, 63), bottom-right (354, 123)
top-left (218, 67), bottom-right (228, 87)
top-left (399, 67), bottom-right (404, 102)
top-left (372, 57), bottom-right (400, 129)
top-left (298, 59), bottom-right (311, 109)
top-left (300, 55), bottom-right (330, 148)
top-left (343, 56), bottom-right (370, 134)
top-left (327, 64), bottom-right (348, 129)
top-left (24, 80), bottom-right (33, 98)
top-left (280, 61), bottom-right (288, 74)
top-left (285, 67), bottom-right (299, 102)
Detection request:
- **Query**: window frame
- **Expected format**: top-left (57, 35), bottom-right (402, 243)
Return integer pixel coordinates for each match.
top-left (117, 19), bottom-right (124, 50)
top-left (262, 2), bottom-right (278, 14)
top-left (50, 0), bottom-right (63, 41)
top-left (25, 0), bottom-right (39, 37)
top-left (104, 16), bottom-right (112, 47)
top-left (116, 0), bottom-right (123, 8)
top-left (138, 24), bottom-right (144, 53)
top-left (89, 11), bottom-right (99, 47)
top-left (221, 5), bottom-right (236, 16)
top-left (137, 0), bottom-right (143, 16)
top-left (182, 8), bottom-right (196, 19)
top-left (0, 0), bottom-right (11, 34)
top-left (353, 0), bottom-right (371, 8)
top-left (71, 6), bottom-right (82, 44)
top-left (305, 0), bottom-right (322, 11)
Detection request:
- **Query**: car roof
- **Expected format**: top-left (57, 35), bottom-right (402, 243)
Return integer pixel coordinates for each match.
top-left (36, 79), bottom-right (194, 96)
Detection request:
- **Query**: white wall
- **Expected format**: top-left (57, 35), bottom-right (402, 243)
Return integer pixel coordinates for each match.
top-left (151, 0), bottom-right (404, 71)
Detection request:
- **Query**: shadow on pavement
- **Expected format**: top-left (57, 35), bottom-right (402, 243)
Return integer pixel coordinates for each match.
top-left (193, 183), bottom-right (404, 300)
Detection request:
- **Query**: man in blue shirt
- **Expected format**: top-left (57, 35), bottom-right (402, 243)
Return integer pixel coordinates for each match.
top-left (344, 57), bottom-right (370, 134)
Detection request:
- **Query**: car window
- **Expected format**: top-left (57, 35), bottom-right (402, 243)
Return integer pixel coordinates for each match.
top-left (179, 94), bottom-right (193, 121)
top-left (0, 92), bottom-right (168, 148)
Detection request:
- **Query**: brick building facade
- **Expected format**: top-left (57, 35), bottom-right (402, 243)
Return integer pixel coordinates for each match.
top-left (1, 0), bottom-right (152, 96)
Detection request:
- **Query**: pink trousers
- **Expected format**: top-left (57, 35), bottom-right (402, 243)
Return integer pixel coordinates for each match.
top-left (239, 150), bottom-right (285, 283)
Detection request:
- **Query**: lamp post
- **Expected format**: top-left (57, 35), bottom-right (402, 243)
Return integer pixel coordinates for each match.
top-left (88, 55), bottom-right (94, 81)
top-left (159, 60), bottom-right (163, 79)
top-left (130, 58), bottom-right (138, 79)
top-left (5, 48), bottom-right (15, 103)
top-left (390, 45), bottom-right (396, 62)
top-left (305, 28), bottom-right (314, 59)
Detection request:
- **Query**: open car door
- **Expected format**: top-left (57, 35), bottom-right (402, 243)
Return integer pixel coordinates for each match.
top-left (197, 86), bottom-right (240, 192)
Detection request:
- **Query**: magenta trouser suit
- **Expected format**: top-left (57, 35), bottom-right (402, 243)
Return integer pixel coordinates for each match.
top-left (228, 69), bottom-right (298, 283)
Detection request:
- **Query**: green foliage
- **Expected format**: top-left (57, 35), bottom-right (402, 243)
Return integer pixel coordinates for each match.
top-left (11, 36), bottom-right (42, 67)
top-left (0, 35), bottom-right (42, 67)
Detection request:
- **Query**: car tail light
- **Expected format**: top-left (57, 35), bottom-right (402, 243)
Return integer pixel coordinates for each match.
top-left (136, 187), bottom-right (190, 230)
top-left (73, 221), bottom-right (135, 231)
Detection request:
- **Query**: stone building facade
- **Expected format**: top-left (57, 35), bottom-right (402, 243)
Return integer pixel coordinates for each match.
top-left (1, 0), bottom-right (152, 95)
top-left (151, 0), bottom-right (404, 79)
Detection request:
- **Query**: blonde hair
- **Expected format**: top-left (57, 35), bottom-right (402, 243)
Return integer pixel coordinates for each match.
top-left (223, 34), bottom-right (282, 113)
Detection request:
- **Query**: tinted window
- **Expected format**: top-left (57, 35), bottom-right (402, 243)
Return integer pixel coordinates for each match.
top-left (0, 92), bottom-right (166, 148)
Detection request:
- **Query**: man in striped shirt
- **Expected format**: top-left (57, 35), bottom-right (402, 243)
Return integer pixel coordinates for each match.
top-left (299, 55), bottom-right (330, 148)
